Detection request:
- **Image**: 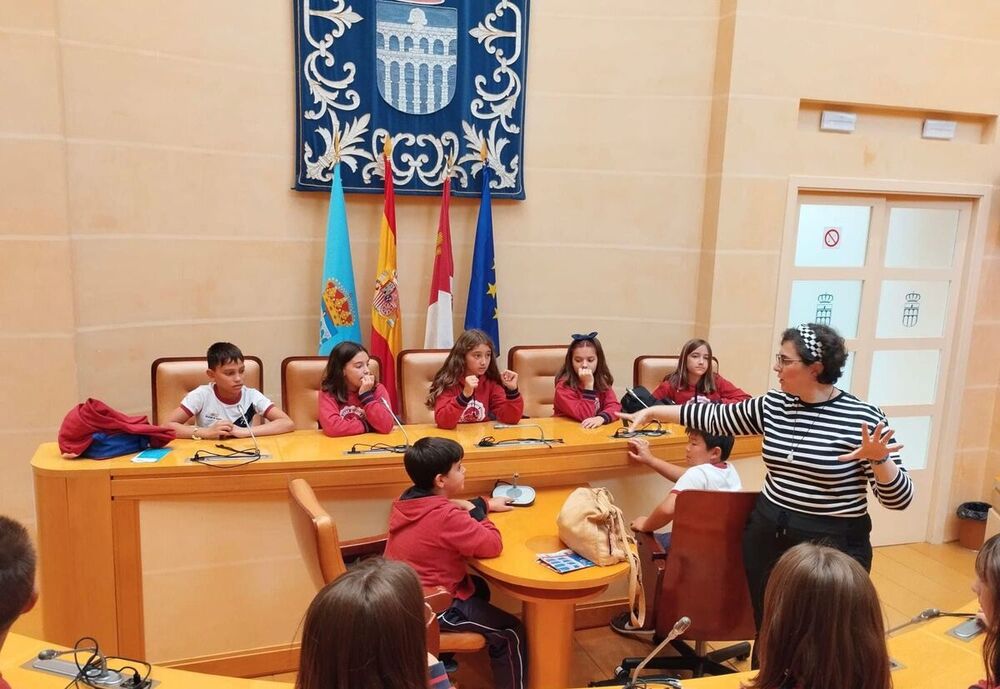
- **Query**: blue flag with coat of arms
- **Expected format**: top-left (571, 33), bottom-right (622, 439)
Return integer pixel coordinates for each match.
top-left (318, 162), bottom-right (363, 354)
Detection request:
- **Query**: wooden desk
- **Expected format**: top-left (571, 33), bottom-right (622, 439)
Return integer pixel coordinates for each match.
top-left (31, 418), bottom-right (761, 672)
top-left (658, 602), bottom-right (985, 689)
top-left (471, 486), bottom-right (630, 689)
top-left (0, 633), bottom-right (289, 689)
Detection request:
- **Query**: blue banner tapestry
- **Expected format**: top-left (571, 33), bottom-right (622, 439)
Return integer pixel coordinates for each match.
top-left (293, 0), bottom-right (530, 199)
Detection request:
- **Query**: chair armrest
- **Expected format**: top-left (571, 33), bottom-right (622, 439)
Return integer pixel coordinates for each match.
top-left (635, 531), bottom-right (668, 562)
top-left (423, 586), bottom-right (453, 613)
top-left (339, 533), bottom-right (388, 560)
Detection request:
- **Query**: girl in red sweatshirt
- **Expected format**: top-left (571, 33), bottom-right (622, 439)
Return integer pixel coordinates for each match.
top-left (427, 329), bottom-right (523, 429)
top-left (552, 331), bottom-right (621, 428)
top-left (971, 534), bottom-right (1000, 689)
top-left (318, 341), bottom-right (394, 437)
top-left (651, 338), bottom-right (750, 405)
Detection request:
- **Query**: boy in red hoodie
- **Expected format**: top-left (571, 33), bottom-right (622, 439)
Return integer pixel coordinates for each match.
top-left (0, 516), bottom-right (38, 689)
top-left (385, 437), bottom-right (527, 689)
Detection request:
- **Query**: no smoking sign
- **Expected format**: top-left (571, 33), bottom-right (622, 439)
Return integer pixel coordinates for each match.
top-left (823, 227), bottom-right (841, 249)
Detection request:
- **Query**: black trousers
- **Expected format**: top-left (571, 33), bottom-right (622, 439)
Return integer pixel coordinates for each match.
top-left (742, 495), bottom-right (873, 667)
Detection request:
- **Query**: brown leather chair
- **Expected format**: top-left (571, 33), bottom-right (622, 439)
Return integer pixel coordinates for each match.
top-left (608, 490), bottom-right (758, 680)
top-left (150, 356), bottom-right (263, 424)
top-left (397, 349), bottom-right (449, 424)
top-left (507, 345), bottom-right (565, 418)
top-left (632, 355), bottom-right (720, 393)
top-left (287, 478), bottom-right (484, 656)
top-left (281, 356), bottom-right (381, 430)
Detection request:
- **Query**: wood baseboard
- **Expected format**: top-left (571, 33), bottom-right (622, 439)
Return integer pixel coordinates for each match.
top-left (164, 597), bottom-right (631, 678)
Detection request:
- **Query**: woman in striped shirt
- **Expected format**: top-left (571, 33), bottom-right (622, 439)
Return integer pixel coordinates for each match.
top-left (621, 323), bottom-right (913, 658)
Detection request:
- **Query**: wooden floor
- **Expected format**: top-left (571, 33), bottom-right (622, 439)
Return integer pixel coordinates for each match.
top-left (262, 541), bottom-right (979, 687)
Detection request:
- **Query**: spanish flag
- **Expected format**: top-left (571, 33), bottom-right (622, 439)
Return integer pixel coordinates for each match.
top-left (370, 138), bottom-right (402, 411)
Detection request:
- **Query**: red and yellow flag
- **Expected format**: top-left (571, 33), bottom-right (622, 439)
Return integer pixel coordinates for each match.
top-left (370, 138), bottom-right (402, 411)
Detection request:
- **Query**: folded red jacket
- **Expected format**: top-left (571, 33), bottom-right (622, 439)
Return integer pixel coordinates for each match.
top-left (58, 398), bottom-right (175, 457)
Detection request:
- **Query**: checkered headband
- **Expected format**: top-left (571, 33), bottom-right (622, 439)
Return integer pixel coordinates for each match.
top-left (797, 324), bottom-right (823, 360)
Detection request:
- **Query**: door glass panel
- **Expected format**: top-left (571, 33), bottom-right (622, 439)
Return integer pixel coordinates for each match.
top-left (837, 351), bottom-right (855, 394)
top-left (788, 280), bottom-right (863, 338)
top-left (876, 280), bottom-right (950, 339)
top-left (884, 415), bottom-right (932, 470)
top-left (868, 350), bottom-right (939, 407)
top-left (885, 208), bottom-right (960, 269)
top-left (795, 204), bottom-right (871, 267)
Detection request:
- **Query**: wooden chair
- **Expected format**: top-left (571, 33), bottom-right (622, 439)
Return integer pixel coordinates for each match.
top-left (632, 355), bottom-right (720, 392)
top-left (606, 491), bottom-right (758, 681)
top-left (150, 356), bottom-right (263, 424)
top-left (507, 345), bottom-right (565, 418)
top-left (281, 356), bottom-right (381, 430)
top-left (287, 478), bottom-right (484, 656)
top-left (397, 349), bottom-right (449, 424)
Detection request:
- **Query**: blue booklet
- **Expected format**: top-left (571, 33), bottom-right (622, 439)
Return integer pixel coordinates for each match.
top-left (537, 549), bottom-right (596, 574)
top-left (131, 448), bottom-right (172, 463)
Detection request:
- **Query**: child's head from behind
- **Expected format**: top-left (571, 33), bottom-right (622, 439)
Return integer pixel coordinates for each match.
top-left (556, 333), bottom-right (614, 391)
top-left (206, 342), bottom-right (246, 398)
top-left (974, 533), bottom-right (1000, 684)
top-left (404, 437), bottom-right (465, 495)
top-left (754, 543), bottom-right (889, 689)
top-left (297, 557), bottom-right (428, 689)
top-left (427, 329), bottom-right (500, 407)
top-left (0, 515), bottom-right (37, 633)
top-left (684, 429), bottom-right (733, 466)
top-left (322, 341), bottom-right (371, 401)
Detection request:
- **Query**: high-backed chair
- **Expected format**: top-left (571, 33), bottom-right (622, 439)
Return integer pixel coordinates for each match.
top-left (507, 345), bottom-right (565, 418)
top-left (397, 349), bottom-right (449, 424)
top-left (150, 356), bottom-right (263, 424)
top-left (287, 478), bottom-right (485, 657)
top-left (281, 356), bottom-right (381, 430)
top-left (632, 355), bottom-right (720, 392)
top-left (604, 490), bottom-right (758, 681)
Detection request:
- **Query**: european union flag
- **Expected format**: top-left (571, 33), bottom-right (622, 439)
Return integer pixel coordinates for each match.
top-left (464, 166), bottom-right (500, 350)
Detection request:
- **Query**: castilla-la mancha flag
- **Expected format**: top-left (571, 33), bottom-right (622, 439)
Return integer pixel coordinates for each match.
top-left (370, 140), bottom-right (402, 412)
top-left (424, 176), bottom-right (454, 348)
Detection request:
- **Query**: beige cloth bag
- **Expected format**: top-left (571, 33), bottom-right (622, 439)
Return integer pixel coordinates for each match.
top-left (556, 487), bottom-right (646, 628)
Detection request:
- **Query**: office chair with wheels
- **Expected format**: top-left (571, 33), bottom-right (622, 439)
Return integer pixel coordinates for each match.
top-left (594, 490), bottom-right (758, 684)
top-left (287, 478), bottom-right (485, 657)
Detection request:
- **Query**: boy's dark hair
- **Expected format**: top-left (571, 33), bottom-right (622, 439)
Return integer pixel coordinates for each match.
top-left (403, 437), bottom-right (464, 490)
top-left (207, 342), bottom-right (244, 370)
top-left (0, 516), bottom-right (36, 630)
top-left (688, 428), bottom-right (735, 462)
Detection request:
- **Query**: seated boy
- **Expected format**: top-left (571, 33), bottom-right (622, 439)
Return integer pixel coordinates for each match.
top-left (385, 437), bottom-right (527, 689)
top-left (164, 342), bottom-right (294, 440)
top-left (611, 429), bottom-right (741, 636)
top-left (0, 516), bottom-right (38, 689)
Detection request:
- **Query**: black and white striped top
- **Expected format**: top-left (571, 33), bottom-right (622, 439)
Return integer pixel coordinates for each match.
top-left (680, 390), bottom-right (913, 518)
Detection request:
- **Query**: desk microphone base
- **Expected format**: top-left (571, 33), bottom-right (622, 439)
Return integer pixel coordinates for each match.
top-left (493, 484), bottom-right (536, 507)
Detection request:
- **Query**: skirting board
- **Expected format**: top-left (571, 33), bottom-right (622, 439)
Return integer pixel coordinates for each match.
top-left (166, 598), bottom-right (630, 678)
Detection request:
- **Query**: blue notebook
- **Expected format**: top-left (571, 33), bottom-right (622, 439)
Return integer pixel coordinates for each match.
top-left (537, 549), bottom-right (596, 574)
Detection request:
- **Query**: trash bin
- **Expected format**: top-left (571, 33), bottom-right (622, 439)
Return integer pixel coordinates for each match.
top-left (957, 501), bottom-right (990, 550)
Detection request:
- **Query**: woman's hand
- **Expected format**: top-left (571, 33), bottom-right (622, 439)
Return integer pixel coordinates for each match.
top-left (837, 421), bottom-right (904, 463)
top-left (581, 416), bottom-right (604, 429)
top-left (619, 408), bottom-right (652, 429)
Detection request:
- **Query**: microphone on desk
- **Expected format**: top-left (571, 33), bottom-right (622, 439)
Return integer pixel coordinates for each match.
top-left (492, 471), bottom-right (536, 507)
top-left (884, 607), bottom-right (975, 636)
top-left (37, 647), bottom-right (123, 685)
top-left (625, 616), bottom-right (691, 687)
top-left (381, 398), bottom-right (412, 449)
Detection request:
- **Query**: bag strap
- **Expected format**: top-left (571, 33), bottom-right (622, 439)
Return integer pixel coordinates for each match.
top-left (603, 491), bottom-right (646, 629)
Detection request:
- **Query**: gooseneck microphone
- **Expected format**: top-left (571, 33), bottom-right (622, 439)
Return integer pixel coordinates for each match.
top-left (626, 616), bottom-right (691, 687)
top-left (36, 647), bottom-right (123, 685)
top-left (380, 397), bottom-right (412, 449)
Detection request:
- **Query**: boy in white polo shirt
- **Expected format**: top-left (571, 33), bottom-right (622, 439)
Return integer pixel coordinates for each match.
top-left (611, 428), bottom-right (741, 636)
top-left (164, 342), bottom-right (294, 440)
top-left (628, 428), bottom-right (741, 547)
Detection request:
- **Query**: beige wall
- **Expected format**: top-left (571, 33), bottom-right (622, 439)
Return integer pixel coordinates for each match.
top-left (3, 0), bottom-right (1000, 660)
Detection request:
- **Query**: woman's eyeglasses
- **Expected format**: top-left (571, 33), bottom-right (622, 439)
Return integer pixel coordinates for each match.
top-left (774, 354), bottom-right (802, 369)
